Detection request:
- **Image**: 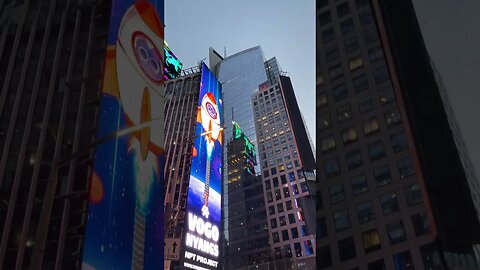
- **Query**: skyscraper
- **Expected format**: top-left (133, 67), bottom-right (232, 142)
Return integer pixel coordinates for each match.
top-left (253, 75), bottom-right (317, 270)
top-left (317, 0), bottom-right (480, 269)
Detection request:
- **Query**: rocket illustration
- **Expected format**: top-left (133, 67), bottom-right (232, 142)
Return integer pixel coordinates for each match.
top-left (197, 92), bottom-right (222, 219)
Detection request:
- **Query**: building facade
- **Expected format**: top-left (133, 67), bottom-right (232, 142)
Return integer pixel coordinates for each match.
top-left (253, 75), bottom-right (317, 270)
top-left (0, 0), bottom-right (110, 269)
top-left (316, 0), bottom-right (480, 269)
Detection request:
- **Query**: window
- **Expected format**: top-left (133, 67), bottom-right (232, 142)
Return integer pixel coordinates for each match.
top-left (319, 11), bottom-right (332, 27)
top-left (341, 19), bottom-right (355, 35)
top-left (405, 184), bottom-right (423, 206)
top-left (317, 73), bottom-right (325, 87)
top-left (334, 209), bottom-right (351, 232)
top-left (368, 140), bottom-right (385, 161)
top-left (273, 177), bottom-right (279, 187)
top-left (329, 64), bottom-right (344, 80)
top-left (294, 242), bottom-right (303, 257)
top-left (318, 0), bottom-right (328, 9)
top-left (317, 245), bottom-right (332, 269)
top-left (324, 158), bottom-right (341, 178)
top-left (329, 182), bottom-right (345, 204)
top-left (337, 104), bottom-right (352, 123)
top-left (374, 66), bottom-right (389, 84)
top-left (322, 28), bottom-right (335, 43)
top-left (272, 232), bottom-right (280, 243)
top-left (359, 9), bottom-right (374, 25)
top-left (364, 28), bottom-right (379, 43)
top-left (398, 156), bottom-right (415, 179)
top-left (381, 193), bottom-right (399, 215)
top-left (358, 95), bottom-right (374, 114)
top-left (374, 165), bottom-right (392, 187)
top-left (284, 245), bottom-right (293, 257)
top-left (393, 251), bottom-right (414, 270)
top-left (275, 189), bottom-right (282, 200)
top-left (271, 167), bottom-right (277, 175)
top-left (293, 184), bottom-right (299, 195)
top-left (349, 56), bottom-right (364, 71)
top-left (265, 180), bottom-right (271, 190)
top-left (318, 92), bottom-right (328, 108)
top-left (288, 213), bottom-right (296, 224)
top-left (282, 229), bottom-right (289, 241)
top-left (391, 132), bottom-right (408, 152)
top-left (286, 200), bottom-right (292, 210)
top-left (379, 86), bottom-right (395, 104)
top-left (338, 237), bottom-right (356, 261)
top-left (317, 216), bottom-right (328, 239)
top-left (280, 174), bottom-right (287, 184)
top-left (336, 2), bottom-right (350, 17)
top-left (300, 182), bottom-right (309, 193)
top-left (385, 110), bottom-right (402, 127)
top-left (267, 192), bottom-right (273, 203)
top-left (346, 149), bottom-right (363, 170)
top-left (283, 187), bottom-right (291, 198)
top-left (342, 126), bottom-right (358, 144)
top-left (271, 218), bottom-right (277, 228)
top-left (318, 113), bottom-right (331, 131)
top-left (386, 220), bottom-right (406, 245)
top-left (362, 229), bottom-right (381, 253)
top-left (326, 47), bottom-right (340, 63)
top-left (357, 201), bottom-right (375, 224)
top-left (352, 74), bottom-right (369, 92)
top-left (333, 84), bottom-right (348, 101)
top-left (412, 212), bottom-right (430, 236)
top-left (279, 165), bottom-right (286, 172)
top-left (279, 216), bottom-right (287, 226)
top-left (364, 117), bottom-right (379, 136)
top-left (345, 36), bottom-right (359, 52)
top-left (368, 259), bottom-right (386, 270)
top-left (269, 206), bottom-right (275, 215)
top-left (263, 170), bottom-right (269, 178)
top-left (291, 227), bottom-right (299, 239)
top-left (369, 47), bottom-right (384, 63)
top-left (351, 174), bottom-right (368, 195)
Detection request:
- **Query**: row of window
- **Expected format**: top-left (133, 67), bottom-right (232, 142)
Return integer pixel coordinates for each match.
top-left (266, 181), bottom-right (310, 204)
top-left (273, 240), bottom-right (314, 259)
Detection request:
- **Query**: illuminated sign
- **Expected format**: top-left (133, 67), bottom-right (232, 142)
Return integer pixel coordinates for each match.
top-left (82, 1), bottom-right (165, 269)
top-left (232, 121), bottom-right (256, 175)
top-left (181, 63), bottom-right (223, 270)
top-left (164, 41), bottom-right (182, 80)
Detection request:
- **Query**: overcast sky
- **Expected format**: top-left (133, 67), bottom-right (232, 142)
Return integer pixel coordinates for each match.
top-left (165, 0), bottom-right (316, 144)
top-left (413, 1), bottom-right (480, 179)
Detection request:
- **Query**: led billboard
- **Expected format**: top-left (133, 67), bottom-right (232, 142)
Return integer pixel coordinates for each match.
top-left (82, 1), bottom-right (165, 269)
top-left (164, 41), bottom-right (182, 80)
top-left (233, 121), bottom-right (256, 175)
top-left (181, 63), bottom-right (223, 270)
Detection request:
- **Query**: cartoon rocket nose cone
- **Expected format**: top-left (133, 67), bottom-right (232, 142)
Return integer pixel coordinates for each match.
top-left (140, 87), bottom-right (151, 160)
top-left (200, 92), bottom-right (221, 141)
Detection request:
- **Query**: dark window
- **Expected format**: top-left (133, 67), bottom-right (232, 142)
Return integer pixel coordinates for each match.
top-left (364, 117), bottom-right (379, 136)
top-left (368, 140), bottom-right (385, 161)
top-left (283, 187), bottom-right (290, 198)
top-left (288, 213), bottom-right (296, 224)
top-left (284, 245), bottom-right (293, 257)
top-left (281, 174), bottom-right (287, 184)
top-left (334, 209), bottom-right (351, 232)
top-left (333, 84), bottom-right (348, 101)
top-left (282, 229), bottom-right (289, 241)
top-left (336, 2), bottom-right (350, 17)
top-left (341, 19), bottom-right (355, 35)
top-left (317, 216), bottom-right (328, 239)
top-left (322, 28), bottom-right (335, 44)
top-left (271, 167), bottom-right (277, 175)
top-left (358, 95), bottom-right (374, 114)
top-left (379, 85), bottom-right (395, 104)
top-left (393, 251), bottom-right (414, 270)
top-left (324, 158), bottom-right (341, 178)
top-left (412, 213), bottom-right (430, 236)
top-left (345, 36), bottom-right (359, 52)
top-left (342, 126), bottom-right (358, 144)
top-left (326, 47), bottom-right (340, 63)
top-left (369, 46), bottom-right (384, 63)
top-left (321, 135), bottom-right (336, 153)
top-left (318, 113), bottom-right (331, 131)
top-left (286, 200), bottom-right (292, 210)
top-left (356, 0), bottom-right (370, 8)
top-left (352, 74), bottom-right (369, 92)
top-left (374, 65), bottom-right (390, 84)
top-left (368, 259), bottom-right (386, 270)
top-left (391, 132), bottom-right (408, 152)
top-left (291, 227), bottom-right (299, 239)
top-left (381, 193), bottom-right (399, 215)
top-left (273, 177), bottom-right (279, 187)
top-left (357, 201), bottom-right (375, 224)
top-left (349, 56), bottom-right (364, 71)
top-left (337, 104), bottom-right (353, 123)
top-left (398, 156), bottom-right (415, 179)
top-left (387, 220), bottom-right (407, 245)
top-left (271, 218), bottom-right (277, 228)
top-left (329, 182), bottom-right (345, 204)
top-left (362, 229), bottom-right (381, 253)
top-left (294, 242), bottom-right (303, 257)
top-left (318, 0), bottom-right (328, 9)
top-left (272, 232), bottom-right (279, 243)
top-left (351, 174), bottom-right (368, 195)
top-left (265, 180), bottom-right (271, 190)
top-left (319, 11), bottom-right (332, 27)
top-left (374, 165), bottom-right (392, 187)
top-left (338, 237), bottom-right (356, 261)
top-left (329, 64), bottom-right (344, 80)
top-left (405, 184), bottom-right (423, 206)
top-left (364, 28), bottom-right (379, 43)
top-left (359, 9), bottom-right (374, 25)
top-left (279, 216), bottom-right (287, 226)
top-left (293, 184), bottom-right (299, 195)
top-left (269, 206), bottom-right (275, 215)
top-left (275, 189), bottom-right (281, 200)
top-left (267, 192), bottom-right (273, 203)
top-left (318, 245), bottom-right (332, 269)
top-left (263, 170), bottom-right (269, 177)
top-left (301, 182), bottom-right (309, 193)
top-left (385, 109), bottom-right (402, 127)
top-left (346, 149), bottom-right (363, 170)
top-left (318, 92), bottom-right (328, 109)
top-left (277, 203), bottom-right (284, 213)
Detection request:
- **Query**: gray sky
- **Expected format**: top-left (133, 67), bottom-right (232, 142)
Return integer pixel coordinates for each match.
top-left (165, 0), bottom-right (316, 144)
top-left (413, 1), bottom-right (480, 179)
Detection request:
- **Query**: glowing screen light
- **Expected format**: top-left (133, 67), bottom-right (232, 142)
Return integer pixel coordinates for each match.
top-left (232, 121), bottom-right (256, 175)
top-left (82, 1), bottom-right (165, 269)
top-left (164, 41), bottom-right (182, 80)
top-left (181, 63), bottom-right (223, 270)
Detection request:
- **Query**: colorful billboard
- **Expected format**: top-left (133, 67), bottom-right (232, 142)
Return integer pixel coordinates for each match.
top-left (82, 0), bottom-right (165, 269)
top-left (164, 41), bottom-right (182, 80)
top-left (181, 63), bottom-right (223, 270)
top-left (233, 121), bottom-right (256, 175)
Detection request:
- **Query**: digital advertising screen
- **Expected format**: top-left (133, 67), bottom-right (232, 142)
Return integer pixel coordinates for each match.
top-left (164, 41), bottom-right (182, 80)
top-left (82, 0), bottom-right (165, 269)
top-left (233, 121), bottom-right (256, 175)
top-left (181, 63), bottom-right (223, 270)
